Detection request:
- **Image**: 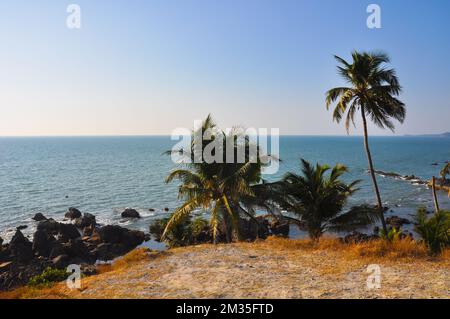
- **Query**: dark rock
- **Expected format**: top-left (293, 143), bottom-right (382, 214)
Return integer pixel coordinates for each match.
top-left (122, 230), bottom-right (145, 248)
top-left (32, 230), bottom-right (55, 257)
top-left (0, 236), bottom-right (3, 247)
top-left (386, 216), bottom-right (411, 229)
top-left (144, 233), bottom-right (151, 241)
top-left (270, 221), bottom-right (290, 237)
top-left (58, 223), bottom-right (81, 241)
top-left (121, 208), bottom-right (141, 219)
top-left (49, 242), bottom-right (66, 259)
top-left (149, 208), bottom-right (155, 212)
top-left (37, 219), bottom-right (60, 235)
top-left (52, 254), bottom-right (70, 269)
top-left (74, 213), bottom-right (96, 228)
top-left (64, 239), bottom-right (92, 262)
top-left (16, 225), bottom-right (28, 231)
top-left (32, 213), bottom-right (47, 222)
top-left (82, 225), bottom-right (95, 237)
top-left (97, 225), bottom-right (126, 244)
top-left (91, 243), bottom-right (130, 261)
top-left (91, 243), bottom-right (113, 260)
top-left (0, 258), bottom-right (50, 291)
top-left (164, 207), bottom-right (170, 212)
top-left (65, 207), bottom-right (82, 220)
top-left (9, 230), bottom-right (33, 263)
top-left (237, 218), bottom-right (270, 241)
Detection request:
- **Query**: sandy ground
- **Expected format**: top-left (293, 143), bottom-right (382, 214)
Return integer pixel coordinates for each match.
top-left (46, 240), bottom-right (450, 299)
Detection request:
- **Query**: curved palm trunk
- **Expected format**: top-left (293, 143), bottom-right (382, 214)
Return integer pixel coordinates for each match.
top-left (361, 108), bottom-right (388, 235)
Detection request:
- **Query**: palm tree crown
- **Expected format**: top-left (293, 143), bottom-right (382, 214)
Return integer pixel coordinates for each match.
top-left (274, 159), bottom-right (379, 241)
top-left (163, 115), bottom-right (269, 243)
top-left (326, 51), bottom-right (405, 132)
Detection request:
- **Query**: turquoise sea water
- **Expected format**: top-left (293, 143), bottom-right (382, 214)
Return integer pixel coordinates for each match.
top-left (0, 136), bottom-right (449, 241)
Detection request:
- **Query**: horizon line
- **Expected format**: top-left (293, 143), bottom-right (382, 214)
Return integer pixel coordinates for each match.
top-left (0, 133), bottom-right (447, 138)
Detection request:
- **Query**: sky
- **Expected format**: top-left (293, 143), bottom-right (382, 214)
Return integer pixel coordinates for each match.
top-left (0, 0), bottom-right (449, 136)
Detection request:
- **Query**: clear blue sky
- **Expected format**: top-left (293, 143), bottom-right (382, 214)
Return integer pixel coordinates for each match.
top-left (0, 0), bottom-right (449, 136)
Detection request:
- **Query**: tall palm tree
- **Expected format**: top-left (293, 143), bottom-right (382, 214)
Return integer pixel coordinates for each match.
top-left (273, 159), bottom-right (379, 241)
top-left (326, 51), bottom-right (406, 235)
top-left (163, 115), bottom-right (268, 243)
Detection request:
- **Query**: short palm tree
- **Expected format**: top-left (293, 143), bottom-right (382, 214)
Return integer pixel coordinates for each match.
top-left (163, 115), bottom-right (267, 243)
top-left (275, 159), bottom-right (379, 241)
top-left (326, 51), bottom-right (406, 235)
top-left (440, 163), bottom-right (450, 182)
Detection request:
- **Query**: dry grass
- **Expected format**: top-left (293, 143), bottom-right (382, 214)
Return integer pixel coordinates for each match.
top-left (261, 236), bottom-right (448, 262)
top-left (1, 237), bottom-right (448, 299)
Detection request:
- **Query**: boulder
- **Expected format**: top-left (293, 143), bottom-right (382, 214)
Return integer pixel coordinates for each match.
top-left (82, 225), bottom-right (95, 237)
top-left (58, 223), bottom-right (81, 241)
top-left (64, 239), bottom-right (92, 262)
top-left (270, 221), bottom-right (290, 237)
top-left (0, 236), bottom-right (3, 247)
top-left (122, 230), bottom-right (145, 248)
top-left (92, 243), bottom-right (129, 261)
top-left (121, 208), bottom-right (141, 219)
top-left (37, 219), bottom-right (60, 235)
top-left (16, 225), bottom-right (28, 231)
top-left (65, 207), bottom-right (82, 220)
top-left (52, 254), bottom-right (70, 269)
top-left (97, 225), bottom-right (126, 244)
top-left (74, 213), bottom-right (96, 228)
top-left (32, 213), bottom-right (48, 222)
top-left (32, 230), bottom-right (55, 257)
top-left (386, 216), bottom-right (411, 229)
top-left (9, 230), bottom-right (33, 263)
top-left (49, 242), bottom-right (66, 259)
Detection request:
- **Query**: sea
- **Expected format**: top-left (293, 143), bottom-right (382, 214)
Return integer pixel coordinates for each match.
top-left (1, 136), bottom-right (449, 243)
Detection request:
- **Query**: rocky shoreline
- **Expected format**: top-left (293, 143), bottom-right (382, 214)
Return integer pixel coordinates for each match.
top-left (0, 207), bottom-right (150, 291)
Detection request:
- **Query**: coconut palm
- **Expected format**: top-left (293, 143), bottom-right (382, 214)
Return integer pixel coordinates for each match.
top-left (273, 159), bottom-right (379, 241)
top-left (440, 163), bottom-right (450, 182)
top-left (163, 115), bottom-right (269, 243)
top-left (326, 51), bottom-right (406, 235)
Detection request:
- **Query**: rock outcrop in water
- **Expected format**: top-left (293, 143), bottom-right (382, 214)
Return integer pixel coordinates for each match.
top-left (64, 207), bottom-right (82, 220)
top-left (0, 208), bottom-right (148, 291)
top-left (372, 170), bottom-right (429, 185)
top-left (121, 208), bottom-right (141, 219)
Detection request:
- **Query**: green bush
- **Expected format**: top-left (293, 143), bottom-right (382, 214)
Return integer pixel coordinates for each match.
top-left (380, 227), bottom-right (402, 241)
top-left (415, 208), bottom-right (450, 255)
top-left (149, 215), bottom-right (210, 248)
top-left (28, 267), bottom-right (69, 288)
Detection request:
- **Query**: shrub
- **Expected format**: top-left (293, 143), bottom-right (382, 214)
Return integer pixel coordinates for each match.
top-left (379, 227), bottom-right (402, 241)
top-left (28, 267), bottom-right (69, 288)
top-left (415, 208), bottom-right (450, 255)
top-left (149, 215), bottom-right (211, 248)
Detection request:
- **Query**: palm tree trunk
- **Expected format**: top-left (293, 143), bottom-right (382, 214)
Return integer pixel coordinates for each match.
top-left (361, 108), bottom-right (388, 235)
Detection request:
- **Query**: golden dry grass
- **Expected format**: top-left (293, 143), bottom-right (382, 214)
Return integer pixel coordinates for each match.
top-left (1, 237), bottom-right (448, 299)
